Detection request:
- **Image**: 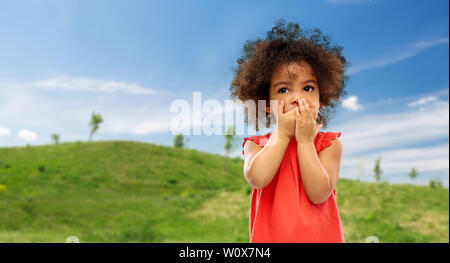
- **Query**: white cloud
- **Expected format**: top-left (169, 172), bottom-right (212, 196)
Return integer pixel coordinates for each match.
top-left (341, 96), bottom-right (363, 111)
top-left (17, 129), bottom-right (38, 141)
top-left (348, 36), bottom-right (449, 75)
top-left (340, 143), bottom-right (449, 187)
top-left (0, 77), bottom-right (170, 147)
top-left (411, 37), bottom-right (450, 49)
top-left (34, 75), bottom-right (158, 95)
top-left (103, 115), bottom-right (173, 135)
top-left (0, 126), bottom-right (11, 136)
top-left (342, 143), bottom-right (449, 175)
top-left (336, 95), bottom-right (449, 185)
top-left (102, 99), bottom-right (242, 136)
top-left (376, 144), bottom-right (449, 173)
top-left (339, 99), bottom-right (448, 154)
top-left (408, 96), bottom-right (438, 107)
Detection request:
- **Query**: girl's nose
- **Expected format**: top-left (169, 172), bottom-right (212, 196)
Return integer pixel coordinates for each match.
top-left (291, 89), bottom-right (304, 104)
top-left (291, 95), bottom-right (303, 106)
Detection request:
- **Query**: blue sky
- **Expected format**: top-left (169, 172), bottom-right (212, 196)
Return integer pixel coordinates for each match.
top-left (0, 0), bottom-right (448, 186)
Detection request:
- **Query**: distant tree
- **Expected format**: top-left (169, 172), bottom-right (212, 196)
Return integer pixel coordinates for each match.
top-left (223, 125), bottom-right (236, 171)
top-left (89, 111), bottom-right (103, 141)
top-left (429, 178), bottom-right (443, 188)
top-left (373, 156), bottom-right (382, 183)
top-left (174, 133), bottom-right (184, 148)
top-left (224, 125), bottom-right (236, 156)
top-left (51, 133), bottom-right (60, 144)
top-left (408, 167), bottom-right (418, 182)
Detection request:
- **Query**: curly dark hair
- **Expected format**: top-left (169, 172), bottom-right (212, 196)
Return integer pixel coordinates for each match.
top-left (230, 19), bottom-right (350, 131)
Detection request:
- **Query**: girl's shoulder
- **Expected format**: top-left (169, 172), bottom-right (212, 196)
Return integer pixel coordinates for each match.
top-left (242, 131), bottom-right (272, 155)
top-left (314, 131), bottom-right (342, 153)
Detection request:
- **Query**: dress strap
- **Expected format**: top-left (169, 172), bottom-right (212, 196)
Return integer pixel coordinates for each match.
top-left (242, 136), bottom-right (264, 155)
top-left (242, 132), bottom-right (272, 155)
top-left (318, 132), bottom-right (342, 153)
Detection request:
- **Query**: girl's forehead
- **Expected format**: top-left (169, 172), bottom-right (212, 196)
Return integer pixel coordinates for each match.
top-left (273, 61), bottom-right (316, 81)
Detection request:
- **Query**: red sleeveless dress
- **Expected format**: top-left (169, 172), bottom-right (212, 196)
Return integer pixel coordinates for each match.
top-left (242, 131), bottom-right (345, 243)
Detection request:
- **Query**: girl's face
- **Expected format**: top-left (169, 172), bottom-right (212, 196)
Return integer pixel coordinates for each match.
top-left (267, 60), bottom-right (320, 120)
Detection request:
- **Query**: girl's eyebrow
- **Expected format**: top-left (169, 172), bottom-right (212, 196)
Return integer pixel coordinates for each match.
top-left (273, 81), bottom-right (291, 88)
top-left (273, 79), bottom-right (317, 88)
top-left (303, 79), bottom-right (317, 85)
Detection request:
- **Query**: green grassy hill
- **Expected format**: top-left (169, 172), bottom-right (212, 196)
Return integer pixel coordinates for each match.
top-left (0, 141), bottom-right (448, 243)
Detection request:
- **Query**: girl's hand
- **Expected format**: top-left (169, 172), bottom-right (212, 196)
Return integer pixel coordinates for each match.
top-left (294, 98), bottom-right (323, 144)
top-left (276, 100), bottom-right (297, 140)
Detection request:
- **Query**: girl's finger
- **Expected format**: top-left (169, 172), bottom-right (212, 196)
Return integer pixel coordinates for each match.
top-left (295, 105), bottom-right (301, 119)
top-left (298, 99), bottom-right (305, 115)
top-left (299, 99), bottom-right (309, 126)
top-left (277, 100), bottom-right (282, 115)
top-left (316, 123), bottom-right (323, 133)
top-left (302, 98), bottom-right (312, 120)
top-left (314, 105), bottom-right (320, 123)
top-left (313, 102), bottom-right (320, 116)
top-left (278, 100), bottom-right (284, 116)
top-left (302, 98), bottom-right (309, 109)
top-left (307, 101), bottom-right (314, 123)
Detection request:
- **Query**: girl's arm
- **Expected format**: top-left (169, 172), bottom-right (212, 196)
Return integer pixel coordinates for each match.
top-left (297, 138), bottom-right (342, 204)
top-left (243, 128), bottom-right (290, 189)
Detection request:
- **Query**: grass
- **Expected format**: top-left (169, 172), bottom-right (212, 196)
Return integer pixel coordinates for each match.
top-left (0, 141), bottom-right (448, 243)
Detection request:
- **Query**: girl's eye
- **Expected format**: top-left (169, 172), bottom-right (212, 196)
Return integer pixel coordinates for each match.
top-left (304, 85), bottom-right (314, 92)
top-left (278, 87), bottom-right (288, 94)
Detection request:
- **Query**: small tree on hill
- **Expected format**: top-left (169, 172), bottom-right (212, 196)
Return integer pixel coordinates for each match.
top-left (373, 156), bottom-right (382, 183)
top-left (51, 133), bottom-right (60, 144)
top-left (174, 133), bottom-right (184, 148)
top-left (408, 167), bottom-right (418, 182)
top-left (89, 111), bottom-right (103, 142)
top-left (223, 125), bottom-right (236, 170)
top-left (429, 178), bottom-right (443, 188)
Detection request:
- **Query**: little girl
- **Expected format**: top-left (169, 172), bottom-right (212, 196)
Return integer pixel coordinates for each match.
top-left (230, 20), bottom-right (348, 243)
